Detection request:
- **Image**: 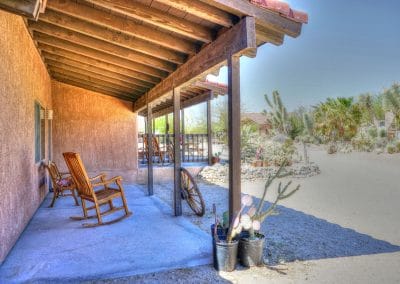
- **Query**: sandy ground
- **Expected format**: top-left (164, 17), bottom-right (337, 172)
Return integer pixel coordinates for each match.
top-left (101, 147), bottom-right (400, 283)
top-left (237, 147), bottom-right (400, 283)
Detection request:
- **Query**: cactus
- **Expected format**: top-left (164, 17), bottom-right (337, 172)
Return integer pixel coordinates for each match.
top-left (221, 164), bottom-right (300, 242)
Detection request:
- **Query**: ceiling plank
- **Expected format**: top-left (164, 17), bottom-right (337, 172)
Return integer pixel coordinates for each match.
top-left (28, 19), bottom-right (186, 65)
top-left (44, 58), bottom-right (153, 89)
top-left (84, 0), bottom-right (214, 43)
top-left (32, 31), bottom-right (175, 73)
top-left (41, 48), bottom-right (160, 85)
top-left (154, 0), bottom-right (235, 28)
top-left (47, 64), bottom-right (147, 92)
top-left (46, 1), bottom-right (197, 54)
top-left (133, 16), bottom-right (256, 112)
top-left (199, 0), bottom-right (302, 37)
top-left (52, 76), bottom-right (136, 102)
top-left (36, 39), bottom-right (168, 79)
top-left (51, 72), bottom-right (138, 100)
top-left (50, 71), bottom-right (141, 96)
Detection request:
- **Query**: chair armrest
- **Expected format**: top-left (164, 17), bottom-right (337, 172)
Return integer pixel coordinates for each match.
top-left (92, 176), bottom-right (123, 188)
top-left (89, 173), bottom-right (107, 182)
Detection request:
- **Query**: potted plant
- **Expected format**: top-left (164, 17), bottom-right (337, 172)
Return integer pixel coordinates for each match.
top-left (238, 164), bottom-right (300, 267)
top-left (211, 152), bottom-right (221, 165)
top-left (212, 197), bottom-right (253, 272)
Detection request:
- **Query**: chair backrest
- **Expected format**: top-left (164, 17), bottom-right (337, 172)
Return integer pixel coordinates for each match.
top-left (46, 161), bottom-right (62, 183)
top-left (63, 152), bottom-right (94, 198)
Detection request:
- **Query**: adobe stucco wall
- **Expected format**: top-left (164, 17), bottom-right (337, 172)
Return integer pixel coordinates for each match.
top-left (51, 81), bottom-right (138, 182)
top-left (0, 11), bottom-right (52, 263)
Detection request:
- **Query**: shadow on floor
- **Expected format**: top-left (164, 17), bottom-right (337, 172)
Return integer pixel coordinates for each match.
top-left (0, 185), bottom-right (218, 283)
top-left (163, 182), bottom-right (400, 266)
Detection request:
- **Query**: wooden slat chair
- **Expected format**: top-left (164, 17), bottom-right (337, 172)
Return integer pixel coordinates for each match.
top-left (45, 161), bottom-right (79, 207)
top-left (143, 135), bottom-right (164, 164)
top-left (63, 152), bottom-right (132, 228)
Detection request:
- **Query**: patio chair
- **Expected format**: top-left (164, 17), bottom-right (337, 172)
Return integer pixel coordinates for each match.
top-left (45, 161), bottom-right (79, 207)
top-left (63, 152), bottom-right (132, 228)
top-left (143, 135), bottom-right (164, 163)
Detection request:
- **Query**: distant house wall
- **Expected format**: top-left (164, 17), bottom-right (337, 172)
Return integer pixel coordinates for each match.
top-left (51, 81), bottom-right (138, 182)
top-left (0, 11), bottom-right (52, 263)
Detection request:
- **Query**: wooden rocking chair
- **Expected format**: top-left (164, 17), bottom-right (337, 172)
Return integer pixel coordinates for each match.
top-left (63, 152), bottom-right (132, 228)
top-left (143, 135), bottom-right (164, 164)
top-left (45, 161), bottom-right (79, 207)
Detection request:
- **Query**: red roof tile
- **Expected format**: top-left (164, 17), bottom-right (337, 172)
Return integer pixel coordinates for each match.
top-left (249, 0), bottom-right (308, 24)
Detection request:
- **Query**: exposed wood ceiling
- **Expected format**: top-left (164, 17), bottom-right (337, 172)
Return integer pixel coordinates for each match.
top-left (21, 0), bottom-right (305, 107)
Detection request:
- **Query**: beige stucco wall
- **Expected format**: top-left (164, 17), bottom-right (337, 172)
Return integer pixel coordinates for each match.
top-left (0, 11), bottom-right (52, 263)
top-left (51, 81), bottom-right (138, 182)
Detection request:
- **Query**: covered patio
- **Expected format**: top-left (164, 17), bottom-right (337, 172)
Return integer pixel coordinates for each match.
top-left (0, 0), bottom-right (307, 280)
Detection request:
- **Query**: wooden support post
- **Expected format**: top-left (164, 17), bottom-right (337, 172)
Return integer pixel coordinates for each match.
top-left (207, 95), bottom-right (213, 165)
top-left (228, 55), bottom-right (241, 222)
top-left (173, 88), bottom-right (182, 216)
top-left (181, 108), bottom-right (185, 162)
top-left (147, 97), bottom-right (154, 196)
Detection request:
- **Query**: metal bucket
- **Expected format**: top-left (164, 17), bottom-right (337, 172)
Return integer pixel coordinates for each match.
top-left (213, 240), bottom-right (238, 272)
top-left (238, 234), bottom-right (265, 267)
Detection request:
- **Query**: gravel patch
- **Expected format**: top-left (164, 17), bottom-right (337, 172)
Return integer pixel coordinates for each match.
top-left (198, 162), bottom-right (320, 184)
top-left (143, 180), bottom-right (399, 267)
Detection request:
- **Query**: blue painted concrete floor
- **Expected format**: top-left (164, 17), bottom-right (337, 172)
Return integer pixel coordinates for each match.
top-left (0, 185), bottom-right (212, 283)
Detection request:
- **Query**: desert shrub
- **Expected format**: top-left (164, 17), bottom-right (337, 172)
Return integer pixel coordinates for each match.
top-left (368, 127), bottom-right (378, 138)
top-left (375, 137), bottom-right (388, 149)
top-left (396, 141), bottom-right (400, 152)
top-left (351, 132), bottom-right (375, 152)
top-left (387, 144), bottom-right (396, 154)
top-left (379, 129), bottom-right (387, 138)
top-left (261, 138), bottom-right (296, 166)
top-left (327, 143), bottom-right (338, 154)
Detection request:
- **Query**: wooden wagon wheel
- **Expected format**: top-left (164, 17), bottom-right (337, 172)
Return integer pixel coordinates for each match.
top-left (180, 167), bottom-right (205, 216)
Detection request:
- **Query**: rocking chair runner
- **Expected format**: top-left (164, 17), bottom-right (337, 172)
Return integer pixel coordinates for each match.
top-left (45, 161), bottom-right (79, 207)
top-left (63, 152), bottom-right (132, 227)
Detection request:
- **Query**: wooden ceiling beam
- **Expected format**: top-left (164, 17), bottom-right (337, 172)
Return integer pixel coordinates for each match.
top-left (28, 18), bottom-right (185, 65)
top-left (36, 39), bottom-right (168, 79)
top-left (154, 0), bottom-right (235, 28)
top-left (44, 58), bottom-right (152, 90)
top-left (0, 0), bottom-right (43, 19)
top-left (32, 30), bottom-right (175, 73)
top-left (50, 71), bottom-right (141, 96)
top-left (133, 17), bottom-right (256, 112)
top-left (46, 63), bottom-right (147, 92)
top-left (51, 72), bottom-right (138, 100)
top-left (46, 1), bottom-right (197, 55)
top-left (256, 24), bottom-right (284, 46)
top-left (84, 0), bottom-right (214, 43)
top-left (199, 0), bottom-right (302, 37)
top-left (39, 47), bottom-right (161, 85)
top-left (52, 76), bottom-right (136, 102)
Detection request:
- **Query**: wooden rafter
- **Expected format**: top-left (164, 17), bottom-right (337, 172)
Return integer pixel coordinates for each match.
top-left (49, 67), bottom-right (142, 95)
top-left (32, 31), bottom-right (175, 73)
top-left (51, 71), bottom-right (141, 97)
top-left (47, 64), bottom-right (147, 92)
top-left (154, 0), bottom-right (235, 28)
top-left (45, 58), bottom-right (153, 90)
top-left (37, 39), bottom-right (168, 79)
top-left (133, 16), bottom-right (257, 112)
top-left (52, 76), bottom-right (136, 102)
top-left (199, 0), bottom-right (302, 37)
top-left (29, 16), bottom-right (186, 65)
top-left (84, 0), bottom-right (214, 43)
top-left (41, 49), bottom-right (159, 86)
top-left (46, 1), bottom-right (197, 55)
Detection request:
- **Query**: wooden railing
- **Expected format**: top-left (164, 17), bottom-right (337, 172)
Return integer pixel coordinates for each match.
top-left (138, 134), bottom-right (209, 164)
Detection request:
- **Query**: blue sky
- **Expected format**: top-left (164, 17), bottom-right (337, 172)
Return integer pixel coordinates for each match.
top-left (208, 0), bottom-right (400, 111)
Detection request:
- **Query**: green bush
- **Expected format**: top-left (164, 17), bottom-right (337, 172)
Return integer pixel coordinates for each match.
top-left (351, 132), bottom-right (375, 152)
top-left (396, 141), bottom-right (400, 152)
top-left (387, 145), bottom-right (396, 154)
top-left (379, 128), bottom-right (387, 138)
top-left (368, 127), bottom-right (378, 138)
